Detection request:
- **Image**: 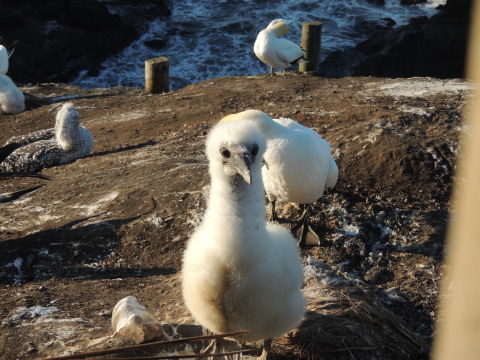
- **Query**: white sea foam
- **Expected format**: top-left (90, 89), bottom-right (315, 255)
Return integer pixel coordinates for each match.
top-left (72, 0), bottom-right (446, 90)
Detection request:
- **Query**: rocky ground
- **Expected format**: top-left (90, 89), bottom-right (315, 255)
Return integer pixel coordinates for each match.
top-left (0, 74), bottom-right (470, 360)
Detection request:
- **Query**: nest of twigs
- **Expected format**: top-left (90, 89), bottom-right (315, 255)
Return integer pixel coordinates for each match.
top-left (275, 278), bottom-right (428, 360)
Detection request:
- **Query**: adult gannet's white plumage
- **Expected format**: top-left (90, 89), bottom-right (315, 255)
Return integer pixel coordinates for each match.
top-left (0, 74), bottom-right (25, 115)
top-left (0, 45), bottom-right (8, 75)
top-left (0, 39), bottom-right (18, 74)
top-left (0, 41), bottom-right (24, 115)
top-left (182, 120), bottom-right (305, 359)
top-left (0, 103), bottom-right (93, 173)
top-left (220, 110), bottom-right (338, 247)
top-left (254, 19), bottom-right (305, 76)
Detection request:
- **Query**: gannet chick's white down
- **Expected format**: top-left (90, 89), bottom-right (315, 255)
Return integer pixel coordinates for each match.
top-left (182, 121), bottom-right (306, 359)
top-left (254, 19), bottom-right (306, 76)
top-left (0, 103), bottom-right (93, 173)
top-left (220, 110), bottom-right (338, 247)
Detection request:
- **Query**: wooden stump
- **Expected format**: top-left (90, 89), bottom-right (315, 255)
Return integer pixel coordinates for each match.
top-left (299, 21), bottom-right (322, 73)
top-left (145, 57), bottom-right (169, 93)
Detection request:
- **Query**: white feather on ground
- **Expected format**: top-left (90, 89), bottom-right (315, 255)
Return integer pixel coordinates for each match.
top-left (254, 19), bottom-right (305, 75)
top-left (182, 120), bottom-right (305, 359)
top-left (0, 103), bottom-right (93, 173)
top-left (220, 110), bottom-right (338, 246)
top-left (0, 74), bottom-right (25, 115)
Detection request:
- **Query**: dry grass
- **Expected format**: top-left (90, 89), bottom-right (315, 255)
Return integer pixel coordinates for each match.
top-left (275, 278), bottom-right (427, 360)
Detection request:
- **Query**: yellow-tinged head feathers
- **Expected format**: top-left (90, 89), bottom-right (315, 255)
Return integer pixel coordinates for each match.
top-left (266, 19), bottom-right (289, 37)
top-left (219, 110), bottom-right (270, 124)
top-left (219, 113), bottom-right (241, 124)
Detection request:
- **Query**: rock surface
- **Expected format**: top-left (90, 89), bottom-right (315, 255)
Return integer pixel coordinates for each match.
top-left (321, 0), bottom-right (471, 79)
top-left (0, 74), bottom-right (470, 359)
top-left (112, 296), bottom-right (164, 344)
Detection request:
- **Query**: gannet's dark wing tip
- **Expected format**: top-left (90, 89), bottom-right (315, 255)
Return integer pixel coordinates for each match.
top-left (0, 172), bottom-right (51, 180)
top-left (0, 184), bottom-right (45, 203)
top-left (0, 142), bottom-right (21, 163)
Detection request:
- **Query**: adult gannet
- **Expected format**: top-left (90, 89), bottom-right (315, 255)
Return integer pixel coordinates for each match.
top-left (220, 110), bottom-right (338, 247)
top-left (254, 19), bottom-right (305, 76)
top-left (0, 40), bottom-right (24, 115)
top-left (0, 103), bottom-right (93, 172)
top-left (0, 74), bottom-right (25, 115)
top-left (0, 45), bottom-right (8, 75)
top-left (0, 40), bottom-right (18, 75)
top-left (182, 120), bottom-right (305, 359)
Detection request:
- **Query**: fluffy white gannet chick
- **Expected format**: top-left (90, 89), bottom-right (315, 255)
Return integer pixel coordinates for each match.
top-left (182, 121), bottom-right (305, 359)
top-left (220, 110), bottom-right (338, 247)
top-left (254, 19), bottom-right (305, 76)
top-left (0, 103), bottom-right (93, 173)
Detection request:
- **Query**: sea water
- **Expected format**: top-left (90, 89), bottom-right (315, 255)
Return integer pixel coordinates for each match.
top-left (72, 0), bottom-right (446, 90)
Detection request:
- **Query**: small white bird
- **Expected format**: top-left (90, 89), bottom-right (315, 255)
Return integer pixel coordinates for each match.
top-left (254, 19), bottom-right (305, 76)
top-left (220, 110), bottom-right (338, 247)
top-left (0, 102), bottom-right (93, 173)
top-left (0, 74), bottom-right (25, 115)
top-left (182, 120), bottom-right (305, 359)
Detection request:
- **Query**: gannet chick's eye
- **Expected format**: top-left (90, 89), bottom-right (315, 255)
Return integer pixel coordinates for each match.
top-left (220, 147), bottom-right (231, 159)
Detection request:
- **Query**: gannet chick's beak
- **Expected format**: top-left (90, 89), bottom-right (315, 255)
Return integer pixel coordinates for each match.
top-left (221, 144), bottom-right (258, 186)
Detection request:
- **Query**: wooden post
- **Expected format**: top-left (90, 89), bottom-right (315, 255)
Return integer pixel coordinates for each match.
top-left (145, 57), bottom-right (169, 93)
top-left (299, 21), bottom-right (322, 73)
top-left (433, 0), bottom-right (480, 359)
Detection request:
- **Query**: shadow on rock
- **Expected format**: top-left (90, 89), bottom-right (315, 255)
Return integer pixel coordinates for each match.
top-left (89, 140), bottom-right (157, 158)
top-left (0, 214), bottom-right (173, 285)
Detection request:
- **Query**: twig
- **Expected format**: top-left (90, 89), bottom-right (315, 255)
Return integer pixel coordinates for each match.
top-left (104, 349), bottom-right (256, 360)
top-left (41, 330), bottom-right (251, 360)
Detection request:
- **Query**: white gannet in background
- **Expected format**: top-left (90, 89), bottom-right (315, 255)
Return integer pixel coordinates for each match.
top-left (0, 45), bottom-right (8, 75)
top-left (0, 102), bottom-right (93, 173)
top-left (182, 120), bottom-right (305, 359)
top-left (254, 19), bottom-right (305, 76)
top-left (0, 40), bottom-right (24, 115)
top-left (0, 74), bottom-right (25, 115)
top-left (0, 39), bottom-right (18, 74)
top-left (220, 110), bottom-right (338, 247)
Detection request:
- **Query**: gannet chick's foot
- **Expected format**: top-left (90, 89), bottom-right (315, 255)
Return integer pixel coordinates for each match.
top-left (182, 120), bottom-right (305, 359)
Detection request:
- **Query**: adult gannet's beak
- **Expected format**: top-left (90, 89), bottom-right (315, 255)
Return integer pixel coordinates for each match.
top-left (7, 40), bottom-right (18, 58)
